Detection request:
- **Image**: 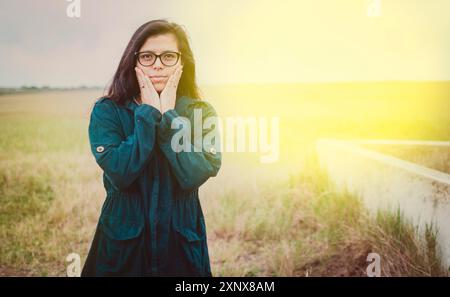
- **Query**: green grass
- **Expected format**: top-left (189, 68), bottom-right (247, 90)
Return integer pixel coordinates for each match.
top-left (205, 151), bottom-right (447, 276)
top-left (0, 85), bottom-right (448, 276)
top-left (360, 144), bottom-right (450, 174)
top-left (201, 81), bottom-right (448, 276)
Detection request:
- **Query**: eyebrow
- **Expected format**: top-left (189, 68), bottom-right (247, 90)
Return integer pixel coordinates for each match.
top-left (138, 50), bottom-right (179, 54)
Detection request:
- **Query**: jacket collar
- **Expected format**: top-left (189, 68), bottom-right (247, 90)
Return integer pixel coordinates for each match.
top-left (123, 95), bottom-right (139, 112)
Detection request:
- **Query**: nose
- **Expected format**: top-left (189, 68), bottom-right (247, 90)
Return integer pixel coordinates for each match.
top-left (152, 56), bottom-right (164, 70)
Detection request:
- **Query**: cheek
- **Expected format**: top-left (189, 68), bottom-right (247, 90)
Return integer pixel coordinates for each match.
top-left (135, 64), bottom-right (149, 76)
top-left (166, 69), bottom-right (176, 77)
top-left (167, 61), bottom-right (181, 76)
top-left (141, 68), bottom-right (151, 77)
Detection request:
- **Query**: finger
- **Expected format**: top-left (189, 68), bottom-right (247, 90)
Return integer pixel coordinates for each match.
top-left (169, 66), bottom-right (181, 87)
top-left (171, 65), bottom-right (183, 87)
top-left (137, 68), bottom-right (151, 91)
top-left (138, 68), bottom-right (146, 83)
top-left (175, 65), bottom-right (183, 83)
top-left (136, 67), bottom-right (145, 83)
top-left (135, 67), bottom-right (146, 89)
top-left (138, 70), bottom-right (155, 99)
top-left (168, 68), bottom-right (177, 83)
top-left (143, 73), bottom-right (157, 93)
top-left (135, 67), bottom-right (142, 84)
top-left (142, 73), bottom-right (149, 86)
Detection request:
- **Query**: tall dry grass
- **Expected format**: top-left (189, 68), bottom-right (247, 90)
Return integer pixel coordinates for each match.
top-left (0, 84), bottom-right (448, 276)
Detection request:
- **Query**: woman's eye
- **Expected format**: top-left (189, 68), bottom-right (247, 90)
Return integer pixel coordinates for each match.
top-left (141, 54), bottom-right (153, 60)
top-left (163, 53), bottom-right (176, 60)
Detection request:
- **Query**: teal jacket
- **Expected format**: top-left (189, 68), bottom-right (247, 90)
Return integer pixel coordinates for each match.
top-left (81, 95), bottom-right (221, 276)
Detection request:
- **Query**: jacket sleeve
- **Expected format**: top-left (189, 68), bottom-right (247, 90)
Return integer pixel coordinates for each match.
top-left (157, 101), bottom-right (222, 191)
top-left (88, 99), bottom-right (161, 190)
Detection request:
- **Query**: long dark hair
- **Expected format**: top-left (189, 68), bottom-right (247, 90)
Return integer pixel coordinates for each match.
top-left (106, 19), bottom-right (202, 105)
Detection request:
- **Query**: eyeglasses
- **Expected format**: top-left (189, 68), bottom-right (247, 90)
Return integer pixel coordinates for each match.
top-left (135, 51), bottom-right (181, 67)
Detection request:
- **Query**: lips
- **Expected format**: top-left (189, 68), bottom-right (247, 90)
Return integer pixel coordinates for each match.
top-left (149, 76), bottom-right (167, 83)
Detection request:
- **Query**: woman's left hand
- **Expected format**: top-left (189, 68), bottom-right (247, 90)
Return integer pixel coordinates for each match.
top-left (160, 64), bottom-right (183, 114)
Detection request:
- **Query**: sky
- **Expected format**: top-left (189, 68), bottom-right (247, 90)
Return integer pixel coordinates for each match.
top-left (0, 0), bottom-right (449, 87)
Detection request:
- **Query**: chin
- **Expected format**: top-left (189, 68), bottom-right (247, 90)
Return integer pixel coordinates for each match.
top-left (154, 83), bottom-right (165, 92)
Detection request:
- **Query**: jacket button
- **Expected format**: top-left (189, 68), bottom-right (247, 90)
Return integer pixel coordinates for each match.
top-left (209, 147), bottom-right (216, 155)
top-left (96, 146), bottom-right (105, 153)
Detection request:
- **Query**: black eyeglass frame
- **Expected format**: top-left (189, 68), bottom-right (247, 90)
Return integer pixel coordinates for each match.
top-left (134, 51), bottom-right (182, 67)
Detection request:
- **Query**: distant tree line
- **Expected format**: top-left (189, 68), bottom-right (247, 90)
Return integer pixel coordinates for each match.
top-left (0, 85), bottom-right (102, 95)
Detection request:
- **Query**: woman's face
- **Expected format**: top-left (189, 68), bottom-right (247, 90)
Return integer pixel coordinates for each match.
top-left (136, 33), bottom-right (182, 92)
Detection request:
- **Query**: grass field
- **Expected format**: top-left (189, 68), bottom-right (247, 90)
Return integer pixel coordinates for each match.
top-left (359, 144), bottom-right (450, 174)
top-left (0, 82), bottom-right (449, 276)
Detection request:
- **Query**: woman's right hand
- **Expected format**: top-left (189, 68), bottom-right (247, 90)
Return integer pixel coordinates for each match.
top-left (135, 67), bottom-right (161, 113)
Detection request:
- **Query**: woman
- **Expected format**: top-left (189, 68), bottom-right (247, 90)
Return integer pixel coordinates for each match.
top-left (81, 20), bottom-right (221, 277)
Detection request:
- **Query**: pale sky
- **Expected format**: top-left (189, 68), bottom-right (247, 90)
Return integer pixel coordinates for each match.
top-left (0, 0), bottom-right (449, 87)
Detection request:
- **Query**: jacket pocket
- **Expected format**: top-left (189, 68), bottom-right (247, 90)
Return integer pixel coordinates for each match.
top-left (172, 215), bottom-right (210, 276)
top-left (95, 191), bottom-right (145, 275)
top-left (96, 214), bottom-right (145, 275)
